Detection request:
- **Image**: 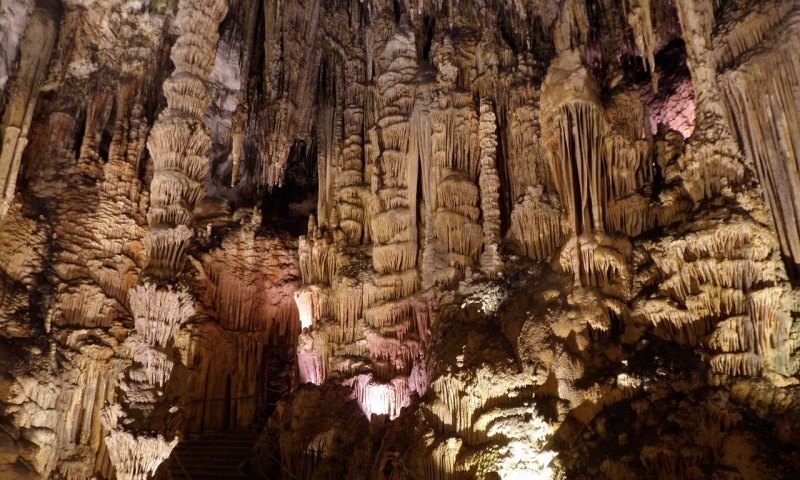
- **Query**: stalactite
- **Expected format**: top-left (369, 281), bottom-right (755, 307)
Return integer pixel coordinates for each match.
top-left (544, 98), bottom-right (605, 237)
top-left (0, 6), bottom-right (57, 220)
top-left (717, 2), bottom-right (800, 274)
top-left (508, 186), bottom-right (564, 261)
top-left (129, 284), bottom-right (195, 348)
top-left (202, 227), bottom-right (300, 341)
top-left (104, 430), bottom-right (178, 480)
top-left (624, 0), bottom-right (659, 90)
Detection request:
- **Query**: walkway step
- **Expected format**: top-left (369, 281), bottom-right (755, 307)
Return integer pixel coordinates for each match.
top-left (169, 431), bottom-right (257, 480)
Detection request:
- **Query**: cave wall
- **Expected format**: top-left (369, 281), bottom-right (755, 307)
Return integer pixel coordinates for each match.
top-left (0, 0), bottom-right (799, 479)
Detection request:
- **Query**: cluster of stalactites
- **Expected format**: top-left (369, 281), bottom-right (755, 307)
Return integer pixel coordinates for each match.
top-left (129, 283), bottom-right (195, 347)
top-left (346, 374), bottom-right (417, 420)
top-left (290, 22), bottom-right (434, 429)
top-left (538, 49), bottom-right (668, 289)
top-left (672, 0), bottom-right (746, 204)
top-left (107, 284), bottom-right (198, 475)
top-left (420, 358), bottom-right (559, 479)
top-left (143, 0), bottom-right (228, 276)
top-left (298, 215), bottom-right (343, 286)
top-left (200, 227), bottom-right (301, 344)
top-left (541, 50), bottom-right (606, 240)
top-left (104, 430), bottom-right (178, 480)
top-left (603, 91), bottom-right (654, 200)
top-left (258, 0), bottom-right (321, 187)
top-left (541, 50), bottom-right (628, 290)
top-left (637, 219), bottom-right (799, 377)
top-left (294, 241), bottom-right (432, 421)
top-left (295, 218), bottom-right (380, 386)
top-left (508, 186), bottom-right (564, 262)
top-left (556, 235), bottom-right (633, 298)
top-left (717, 1), bottom-right (800, 274)
top-left (125, 283), bottom-right (195, 390)
top-left (130, 343), bottom-right (174, 388)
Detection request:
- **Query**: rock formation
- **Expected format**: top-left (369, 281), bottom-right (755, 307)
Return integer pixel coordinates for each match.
top-left (1, 0), bottom-right (800, 479)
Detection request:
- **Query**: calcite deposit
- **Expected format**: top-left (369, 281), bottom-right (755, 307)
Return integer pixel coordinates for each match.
top-left (1, 0), bottom-right (799, 479)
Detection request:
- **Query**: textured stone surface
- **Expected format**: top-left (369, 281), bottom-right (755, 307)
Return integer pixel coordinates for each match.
top-left (0, 0), bottom-right (799, 479)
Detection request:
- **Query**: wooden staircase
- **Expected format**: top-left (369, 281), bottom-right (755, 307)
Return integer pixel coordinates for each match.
top-left (169, 431), bottom-right (257, 480)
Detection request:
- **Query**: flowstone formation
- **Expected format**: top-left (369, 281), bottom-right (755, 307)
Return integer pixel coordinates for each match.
top-left (1, 0), bottom-right (800, 479)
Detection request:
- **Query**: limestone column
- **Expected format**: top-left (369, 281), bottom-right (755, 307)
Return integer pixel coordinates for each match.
top-left (0, 7), bottom-right (56, 220)
top-left (104, 1), bottom-right (229, 478)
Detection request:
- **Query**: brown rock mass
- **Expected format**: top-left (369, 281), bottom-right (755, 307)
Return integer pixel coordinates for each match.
top-left (1, 0), bottom-right (799, 479)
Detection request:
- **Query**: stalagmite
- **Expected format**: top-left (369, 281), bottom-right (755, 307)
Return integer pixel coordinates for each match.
top-left (108, 0), bottom-right (228, 478)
